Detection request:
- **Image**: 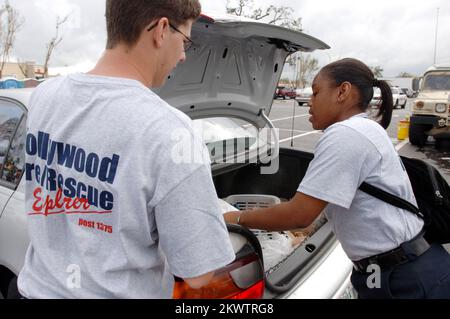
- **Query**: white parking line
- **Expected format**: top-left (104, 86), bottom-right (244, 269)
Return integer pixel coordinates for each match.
top-left (395, 139), bottom-right (409, 152)
top-left (279, 131), bottom-right (321, 144)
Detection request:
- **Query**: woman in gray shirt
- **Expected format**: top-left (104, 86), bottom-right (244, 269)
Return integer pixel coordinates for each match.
top-left (224, 58), bottom-right (450, 299)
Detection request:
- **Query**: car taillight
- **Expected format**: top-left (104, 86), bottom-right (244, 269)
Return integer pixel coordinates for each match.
top-left (173, 225), bottom-right (265, 299)
top-left (173, 254), bottom-right (264, 299)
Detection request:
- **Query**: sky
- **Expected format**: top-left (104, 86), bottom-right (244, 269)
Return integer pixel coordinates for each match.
top-left (5, 0), bottom-right (450, 78)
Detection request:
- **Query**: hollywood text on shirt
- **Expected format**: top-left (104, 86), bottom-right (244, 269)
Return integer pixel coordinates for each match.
top-left (25, 131), bottom-right (120, 218)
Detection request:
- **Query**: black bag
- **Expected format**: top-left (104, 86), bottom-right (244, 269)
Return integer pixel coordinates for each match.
top-left (360, 156), bottom-right (450, 244)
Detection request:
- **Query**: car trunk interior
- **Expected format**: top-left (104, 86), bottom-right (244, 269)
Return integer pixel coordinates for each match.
top-left (213, 148), bottom-right (337, 298)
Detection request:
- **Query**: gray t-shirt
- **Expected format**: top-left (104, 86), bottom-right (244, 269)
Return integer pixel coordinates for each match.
top-left (298, 114), bottom-right (424, 261)
top-left (18, 74), bottom-right (235, 299)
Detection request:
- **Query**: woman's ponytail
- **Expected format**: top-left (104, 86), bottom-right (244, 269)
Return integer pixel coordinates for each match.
top-left (375, 80), bottom-right (393, 129)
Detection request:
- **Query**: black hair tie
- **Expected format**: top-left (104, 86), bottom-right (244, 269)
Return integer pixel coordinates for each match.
top-left (373, 79), bottom-right (380, 87)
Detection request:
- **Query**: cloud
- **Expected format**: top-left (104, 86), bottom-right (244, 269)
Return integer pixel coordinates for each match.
top-left (8, 0), bottom-right (226, 72)
top-left (4, 0), bottom-right (450, 79)
top-left (268, 0), bottom-right (450, 77)
top-left (9, 0), bottom-right (105, 69)
top-left (200, 0), bottom-right (226, 14)
top-left (227, 0), bottom-right (449, 78)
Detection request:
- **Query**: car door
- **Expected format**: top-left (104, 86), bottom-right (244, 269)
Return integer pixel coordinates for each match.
top-left (0, 98), bottom-right (26, 219)
top-left (0, 97), bottom-right (28, 276)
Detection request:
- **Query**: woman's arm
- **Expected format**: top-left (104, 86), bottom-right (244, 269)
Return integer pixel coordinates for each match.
top-left (223, 192), bottom-right (328, 231)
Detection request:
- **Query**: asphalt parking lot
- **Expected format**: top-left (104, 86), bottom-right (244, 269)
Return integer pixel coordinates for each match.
top-left (270, 98), bottom-right (450, 183)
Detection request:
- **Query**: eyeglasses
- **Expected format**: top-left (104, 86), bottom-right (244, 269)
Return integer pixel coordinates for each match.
top-left (147, 20), bottom-right (194, 52)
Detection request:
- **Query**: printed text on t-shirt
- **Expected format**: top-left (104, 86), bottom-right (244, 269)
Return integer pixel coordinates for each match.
top-left (25, 131), bottom-right (120, 228)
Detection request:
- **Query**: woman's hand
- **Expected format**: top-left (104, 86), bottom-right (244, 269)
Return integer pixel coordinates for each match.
top-left (223, 192), bottom-right (328, 231)
top-left (223, 211), bottom-right (241, 224)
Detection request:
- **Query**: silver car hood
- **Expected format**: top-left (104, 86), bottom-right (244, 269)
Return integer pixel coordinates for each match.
top-left (155, 14), bottom-right (329, 128)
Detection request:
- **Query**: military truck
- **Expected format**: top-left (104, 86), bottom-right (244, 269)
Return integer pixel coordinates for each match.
top-left (410, 64), bottom-right (450, 146)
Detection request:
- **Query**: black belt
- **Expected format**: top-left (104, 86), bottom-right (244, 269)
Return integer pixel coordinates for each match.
top-left (353, 232), bottom-right (430, 273)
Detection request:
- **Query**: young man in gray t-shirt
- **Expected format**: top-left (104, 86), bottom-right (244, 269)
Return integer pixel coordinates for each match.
top-left (18, 0), bottom-right (234, 299)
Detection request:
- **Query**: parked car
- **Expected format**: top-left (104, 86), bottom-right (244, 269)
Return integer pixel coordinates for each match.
top-left (274, 86), bottom-right (296, 99)
top-left (296, 87), bottom-right (313, 106)
top-left (391, 87), bottom-right (408, 109)
top-left (0, 14), bottom-right (356, 299)
top-left (370, 87), bottom-right (407, 109)
top-left (369, 88), bottom-right (382, 108)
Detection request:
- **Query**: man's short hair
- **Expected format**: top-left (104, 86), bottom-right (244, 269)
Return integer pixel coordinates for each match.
top-left (105, 0), bottom-right (201, 49)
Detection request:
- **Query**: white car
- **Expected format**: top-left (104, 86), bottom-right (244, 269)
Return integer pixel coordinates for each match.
top-left (369, 88), bottom-right (382, 108)
top-left (296, 87), bottom-right (313, 106)
top-left (370, 87), bottom-right (407, 109)
top-left (0, 14), bottom-right (356, 299)
top-left (391, 87), bottom-right (408, 109)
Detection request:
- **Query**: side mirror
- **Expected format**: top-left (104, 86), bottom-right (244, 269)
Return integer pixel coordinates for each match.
top-left (412, 77), bottom-right (422, 92)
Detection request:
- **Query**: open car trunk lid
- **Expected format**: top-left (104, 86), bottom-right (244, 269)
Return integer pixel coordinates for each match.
top-left (155, 13), bottom-right (329, 129)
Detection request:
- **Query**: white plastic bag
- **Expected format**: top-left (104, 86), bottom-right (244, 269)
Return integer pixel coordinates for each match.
top-left (218, 198), bottom-right (304, 272)
top-left (252, 230), bottom-right (295, 271)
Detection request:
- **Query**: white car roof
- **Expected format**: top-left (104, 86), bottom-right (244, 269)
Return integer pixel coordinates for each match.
top-left (0, 88), bottom-right (33, 109)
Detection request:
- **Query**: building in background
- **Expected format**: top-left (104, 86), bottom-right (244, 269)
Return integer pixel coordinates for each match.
top-left (1, 62), bottom-right (45, 80)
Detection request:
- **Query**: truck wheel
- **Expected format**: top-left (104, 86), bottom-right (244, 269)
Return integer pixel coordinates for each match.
top-left (435, 137), bottom-right (450, 151)
top-left (409, 123), bottom-right (429, 146)
top-left (394, 100), bottom-right (399, 109)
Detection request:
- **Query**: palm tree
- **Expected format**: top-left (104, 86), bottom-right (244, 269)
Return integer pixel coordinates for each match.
top-left (371, 66), bottom-right (384, 78)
